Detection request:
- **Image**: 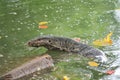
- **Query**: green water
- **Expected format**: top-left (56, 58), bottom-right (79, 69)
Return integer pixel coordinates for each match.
top-left (0, 0), bottom-right (120, 80)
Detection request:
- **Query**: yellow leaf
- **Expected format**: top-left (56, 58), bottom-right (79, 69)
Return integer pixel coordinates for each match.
top-left (63, 76), bottom-right (70, 80)
top-left (104, 32), bottom-right (113, 44)
top-left (39, 21), bottom-right (48, 25)
top-left (93, 40), bottom-right (106, 46)
top-left (88, 61), bottom-right (99, 67)
top-left (93, 32), bottom-right (113, 46)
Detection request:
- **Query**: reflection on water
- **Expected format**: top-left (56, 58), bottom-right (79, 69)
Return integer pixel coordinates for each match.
top-left (0, 0), bottom-right (120, 80)
top-left (114, 9), bottom-right (120, 22)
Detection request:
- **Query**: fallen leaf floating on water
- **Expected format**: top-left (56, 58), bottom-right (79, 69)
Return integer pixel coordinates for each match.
top-left (88, 61), bottom-right (99, 67)
top-left (63, 76), bottom-right (70, 80)
top-left (104, 32), bottom-right (113, 43)
top-left (39, 25), bottom-right (48, 29)
top-left (93, 32), bottom-right (113, 46)
top-left (39, 21), bottom-right (48, 25)
top-left (38, 21), bottom-right (48, 29)
top-left (106, 70), bottom-right (115, 75)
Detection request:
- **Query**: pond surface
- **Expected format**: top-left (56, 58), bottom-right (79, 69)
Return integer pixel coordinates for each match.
top-left (0, 0), bottom-right (120, 80)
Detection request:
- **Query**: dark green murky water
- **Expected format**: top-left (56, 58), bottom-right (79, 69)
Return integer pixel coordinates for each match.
top-left (0, 0), bottom-right (120, 80)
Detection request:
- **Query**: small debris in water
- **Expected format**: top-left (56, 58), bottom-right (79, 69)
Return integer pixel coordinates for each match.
top-left (63, 76), bottom-right (70, 80)
top-left (0, 54), bottom-right (3, 57)
top-left (9, 12), bottom-right (17, 15)
top-left (5, 35), bottom-right (8, 38)
top-left (44, 15), bottom-right (48, 17)
top-left (105, 70), bottom-right (115, 75)
top-left (0, 36), bottom-right (2, 39)
top-left (12, 28), bottom-right (15, 31)
top-left (17, 28), bottom-right (21, 31)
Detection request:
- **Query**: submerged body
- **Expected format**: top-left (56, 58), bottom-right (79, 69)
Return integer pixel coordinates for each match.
top-left (0, 54), bottom-right (54, 80)
top-left (28, 36), bottom-right (107, 62)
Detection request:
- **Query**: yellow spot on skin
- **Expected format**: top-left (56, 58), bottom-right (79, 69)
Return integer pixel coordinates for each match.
top-left (63, 76), bottom-right (70, 80)
top-left (93, 32), bottom-right (113, 46)
top-left (88, 61), bottom-right (99, 67)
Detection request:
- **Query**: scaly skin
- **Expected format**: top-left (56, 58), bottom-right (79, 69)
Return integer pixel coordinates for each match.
top-left (28, 36), bottom-right (107, 62)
